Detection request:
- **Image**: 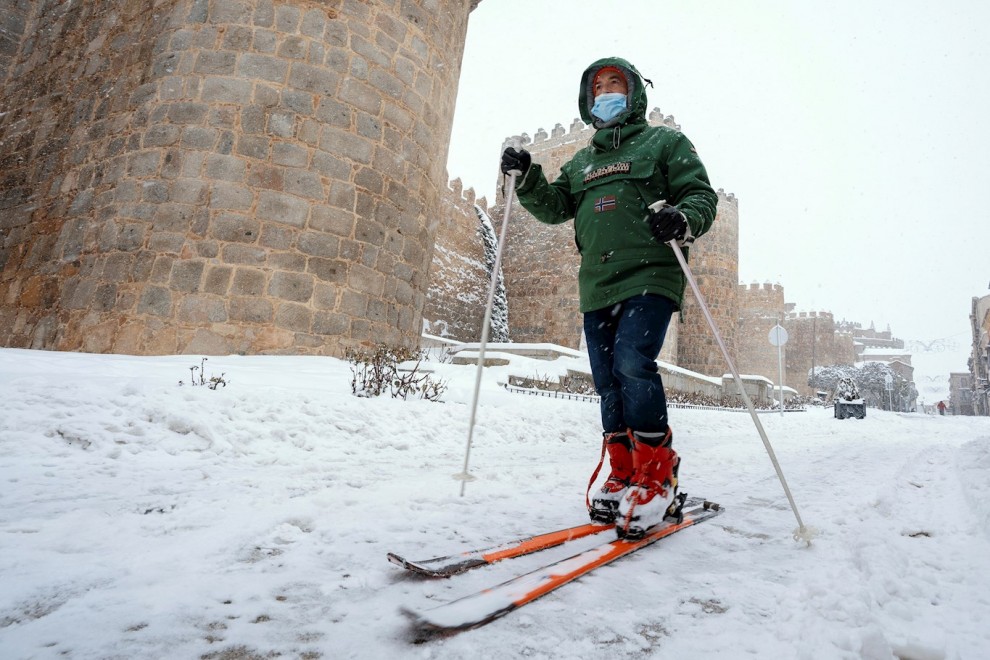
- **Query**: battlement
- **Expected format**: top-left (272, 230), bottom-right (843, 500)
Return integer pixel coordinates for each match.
top-left (739, 282), bottom-right (784, 293)
top-left (502, 107), bottom-right (684, 153)
top-left (446, 178), bottom-right (488, 214)
top-left (786, 310), bottom-right (835, 321)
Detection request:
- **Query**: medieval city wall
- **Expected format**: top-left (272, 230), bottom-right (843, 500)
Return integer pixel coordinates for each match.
top-left (0, 0), bottom-right (478, 355)
top-left (421, 179), bottom-right (489, 342)
top-left (677, 189), bottom-right (738, 376)
top-left (0, 0), bottom-right (32, 82)
top-left (782, 310), bottom-right (859, 395)
top-left (735, 282), bottom-right (786, 380)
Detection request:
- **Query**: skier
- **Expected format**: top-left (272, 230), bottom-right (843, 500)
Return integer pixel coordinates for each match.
top-left (500, 57), bottom-right (718, 538)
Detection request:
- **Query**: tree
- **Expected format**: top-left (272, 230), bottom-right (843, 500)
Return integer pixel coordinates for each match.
top-left (475, 205), bottom-right (509, 342)
top-left (810, 362), bottom-right (913, 410)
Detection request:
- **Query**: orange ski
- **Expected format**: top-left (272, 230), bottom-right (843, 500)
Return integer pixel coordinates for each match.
top-left (388, 496), bottom-right (706, 578)
top-left (402, 501), bottom-right (722, 631)
top-left (388, 521), bottom-right (612, 577)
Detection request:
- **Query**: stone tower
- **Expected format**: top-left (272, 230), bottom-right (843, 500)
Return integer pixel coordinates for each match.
top-left (676, 189), bottom-right (738, 376)
top-left (735, 282), bottom-right (787, 381)
top-left (0, 0), bottom-right (481, 355)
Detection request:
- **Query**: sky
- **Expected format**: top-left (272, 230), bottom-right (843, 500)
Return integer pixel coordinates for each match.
top-left (2, 348), bottom-right (990, 658)
top-left (446, 0), bottom-right (990, 372)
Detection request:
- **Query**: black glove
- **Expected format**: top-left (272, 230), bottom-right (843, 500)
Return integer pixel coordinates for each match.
top-left (500, 147), bottom-right (531, 176)
top-left (648, 204), bottom-right (689, 244)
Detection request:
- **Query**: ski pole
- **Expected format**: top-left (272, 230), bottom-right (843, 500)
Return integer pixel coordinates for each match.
top-left (455, 164), bottom-right (520, 496)
top-left (649, 201), bottom-right (814, 543)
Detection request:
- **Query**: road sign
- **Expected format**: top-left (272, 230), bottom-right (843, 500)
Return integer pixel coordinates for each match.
top-left (768, 325), bottom-right (788, 347)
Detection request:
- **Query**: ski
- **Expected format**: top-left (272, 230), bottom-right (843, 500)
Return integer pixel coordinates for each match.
top-left (388, 496), bottom-right (705, 578)
top-left (401, 500), bottom-right (722, 632)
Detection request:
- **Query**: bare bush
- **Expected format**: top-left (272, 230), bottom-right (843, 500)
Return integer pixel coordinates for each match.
top-left (345, 344), bottom-right (447, 402)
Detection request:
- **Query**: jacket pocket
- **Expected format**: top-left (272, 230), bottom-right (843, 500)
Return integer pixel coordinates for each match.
top-left (569, 158), bottom-right (658, 196)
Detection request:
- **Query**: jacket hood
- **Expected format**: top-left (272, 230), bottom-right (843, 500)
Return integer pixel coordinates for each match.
top-left (579, 57), bottom-right (650, 129)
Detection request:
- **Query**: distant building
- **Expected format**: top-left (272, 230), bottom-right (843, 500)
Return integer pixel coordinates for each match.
top-left (949, 372), bottom-right (975, 416)
top-left (969, 294), bottom-right (990, 416)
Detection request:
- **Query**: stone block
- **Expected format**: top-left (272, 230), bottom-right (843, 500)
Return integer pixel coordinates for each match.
top-left (231, 267), bottom-right (267, 296)
top-left (268, 271), bottom-right (314, 302)
top-left (201, 77), bottom-right (253, 104)
top-left (259, 224), bottom-right (296, 250)
top-left (205, 154), bottom-right (247, 182)
top-left (238, 53), bottom-right (288, 83)
top-left (269, 252), bottom-right (307, 272)
top-left (144, 125), bottom-right (181, 147)
top-left (339, 78), bottom-right (382, 116)
top-left (169, 102), bottom-right (209, 125)
top-left (221, 244), bottom-right (268, 265)
top-left (236, 135), bottom-right (270, 160)
top-left (280, 89), bottom-right (314, 115)
top-left (274, 302), bottom-right (312, 332)
top-left (272, 142), bottom-right (309, 168)
top-left (170, 260), bottom-right (205, 292)
top-left (178, 295), bottom-right (227, 323)
top-left (288, 63), bottom-right (338, 96)
top-left (147, 231), bottom-right (187, 254)
top-left (283, 169), bottom-right (325, 200)
top-left (347, 263), bottom-right (385, 296)
top-left (253, 29), bottom-right (277, 52)
top-left (246, 163), bottom-right (284, 191)
top-left (267, 112), bottom-right (295, 138)
top-left (313, 310), bottom-right (349, 335)
top-left (209, 182), bottom-right (254, 210)
top-left (204, 266), bottom-right (232, 294)
top-left (137, 285), bottom-right (173, 317)
top-left (128, 151), bottom-right (162, 177)
top-left (257, 190), bottom-right (309, 227)
top-left (278, 36), bottom-right (307, 60)
top-left (229, 296), bottom-right (274, 323)
top-left (318, 128), bottom-right (373, 165)
top-left (210, 213), bottom-right (260, 243)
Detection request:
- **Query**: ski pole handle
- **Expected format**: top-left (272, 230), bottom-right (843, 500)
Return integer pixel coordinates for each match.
top-left (506, 138), bottom-right (524, 177)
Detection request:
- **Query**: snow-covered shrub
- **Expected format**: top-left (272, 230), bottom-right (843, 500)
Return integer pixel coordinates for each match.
top-left (345, 344), bottom-right (447, 402)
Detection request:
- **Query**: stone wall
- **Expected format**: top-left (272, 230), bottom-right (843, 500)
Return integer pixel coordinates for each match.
top-left (677, 189), bottom-right (738, 376)
top-left (0, 0), bottom-right (32, 82)
top-left (783, 311), bottom-right (843, 395)
top-left (0, 0), bottom-right (478, 355)
top-left (735, 282), bottom-right (786, 380)
top-left (421, 179), bottom-right (489, 341)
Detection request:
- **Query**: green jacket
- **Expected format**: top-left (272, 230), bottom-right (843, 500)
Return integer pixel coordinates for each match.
top-left (515, 57), bottom-right (718, 312)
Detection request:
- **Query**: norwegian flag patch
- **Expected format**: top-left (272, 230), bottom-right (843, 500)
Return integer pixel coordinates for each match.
top-left (593, 195), bottom-right (617, 213)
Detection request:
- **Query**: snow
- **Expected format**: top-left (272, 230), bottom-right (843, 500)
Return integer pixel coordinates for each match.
top-left (2, 347), bottom-right (990, 659)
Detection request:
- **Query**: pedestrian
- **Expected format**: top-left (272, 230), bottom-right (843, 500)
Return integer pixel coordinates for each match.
top-left (937, 400), bottom-right (946, 416)
top-left (500, 57), bottom-right (718, 539)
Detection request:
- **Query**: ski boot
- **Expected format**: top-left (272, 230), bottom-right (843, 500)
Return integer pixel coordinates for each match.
top-left (589, 430), bottom-right (634, 523)
top-left (617, 428), bottom-right (680, 540)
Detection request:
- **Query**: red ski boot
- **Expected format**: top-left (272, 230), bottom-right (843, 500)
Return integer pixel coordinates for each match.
top-left (617, 428), bottom-right (680, 539)
top-left (588, 430), bottom-right (634, 523)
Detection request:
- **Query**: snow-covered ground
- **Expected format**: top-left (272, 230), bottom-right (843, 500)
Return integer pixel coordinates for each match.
top-left (2, 347), bottom-right (989, 659)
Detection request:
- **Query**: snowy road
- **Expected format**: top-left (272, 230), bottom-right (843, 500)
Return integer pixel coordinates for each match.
top-left (1, 348), bottom-right (988, 659)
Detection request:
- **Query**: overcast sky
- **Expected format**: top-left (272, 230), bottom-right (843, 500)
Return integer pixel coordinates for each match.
top-left (445, 0), bottom-right (989, 369)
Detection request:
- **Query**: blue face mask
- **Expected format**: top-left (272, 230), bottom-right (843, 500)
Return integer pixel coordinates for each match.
top-left (591, 92), bottom-right (627, 122)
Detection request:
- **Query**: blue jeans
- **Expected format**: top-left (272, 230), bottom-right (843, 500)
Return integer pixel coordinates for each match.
top-left (583, 294), bottom-right (675, 434)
